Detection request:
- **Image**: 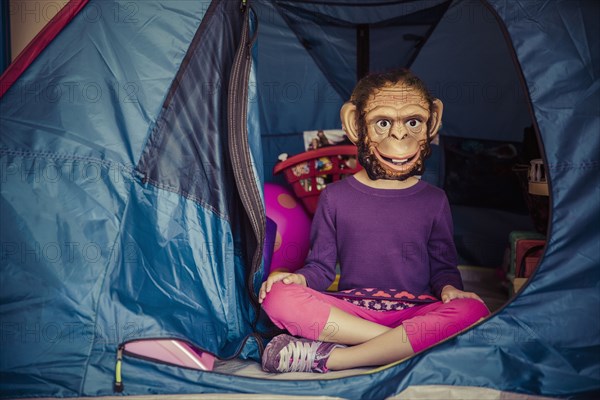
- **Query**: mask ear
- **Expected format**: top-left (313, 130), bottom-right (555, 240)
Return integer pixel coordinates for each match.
top-left (340, 102), bottom-right (360, 144)
top-left (428, 99), bottom-right (444, 140)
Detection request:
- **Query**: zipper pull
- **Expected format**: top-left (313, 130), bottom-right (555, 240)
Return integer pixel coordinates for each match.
top-left (240, 0), bottom-right (247, 12)
top-left (114, 345), bottom-right (124, 393)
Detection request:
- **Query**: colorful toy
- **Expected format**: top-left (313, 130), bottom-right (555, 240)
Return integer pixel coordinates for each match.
top-left (291, 162), bottom-right (310, 177)
top-left (264, 183), bottom-right (312, 274)
top-left (316, 157), bottom-right (333, 172)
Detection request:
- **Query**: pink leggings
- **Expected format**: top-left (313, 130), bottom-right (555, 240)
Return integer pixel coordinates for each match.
top-left (262, 282), bottom-right (490, 353)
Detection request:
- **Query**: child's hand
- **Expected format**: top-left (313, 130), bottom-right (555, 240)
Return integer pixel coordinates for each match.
top-left (258, 271), bottom-right (306, 304)
top-left (441, 285), bottom-right (485, 304)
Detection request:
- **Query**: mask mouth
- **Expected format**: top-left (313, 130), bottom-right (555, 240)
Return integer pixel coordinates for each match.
top-left (374, 148), bottom-right (420, 172)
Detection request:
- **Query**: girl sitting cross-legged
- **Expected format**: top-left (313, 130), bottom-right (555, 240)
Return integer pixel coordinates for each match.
top-left (258, 69), bottom-right (490, 373)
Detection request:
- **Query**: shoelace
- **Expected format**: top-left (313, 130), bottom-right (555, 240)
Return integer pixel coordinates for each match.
top-left (278, 340), bottom-right (321, 372)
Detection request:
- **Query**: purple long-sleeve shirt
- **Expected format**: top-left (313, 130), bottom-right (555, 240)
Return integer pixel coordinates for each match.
top-left (296, 176), bottom-right (463, 299)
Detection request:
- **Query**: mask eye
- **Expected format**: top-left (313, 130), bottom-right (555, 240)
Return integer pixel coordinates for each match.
top-left (406, 118), bottom-right (423, 133)
top-left (375, 119), bottom-right (391, 133)
top-left (376, 120), bottom-right (390, 128)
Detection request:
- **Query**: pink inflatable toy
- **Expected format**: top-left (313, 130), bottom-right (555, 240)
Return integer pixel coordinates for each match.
top-left (264, 183), bottom-right (312, 275)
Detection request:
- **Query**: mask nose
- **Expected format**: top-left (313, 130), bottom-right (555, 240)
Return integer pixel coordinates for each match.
top-left (390, 124), bottom-right (408, 140)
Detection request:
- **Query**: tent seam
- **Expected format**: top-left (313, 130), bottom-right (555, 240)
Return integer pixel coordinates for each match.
top-left (0, 148), bottom-right (137, 172)
top-left (136, 173), bottom-right (230, 221)
top-left (547, 161), bottom-right (600, 170)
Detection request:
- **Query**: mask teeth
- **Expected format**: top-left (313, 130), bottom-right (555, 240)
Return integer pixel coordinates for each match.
top-left (382, 155), bottom-right (410, 166)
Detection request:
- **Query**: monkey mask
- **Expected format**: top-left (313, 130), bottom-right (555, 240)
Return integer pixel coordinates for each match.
top-left (341, 81), bottom-right (443, 181)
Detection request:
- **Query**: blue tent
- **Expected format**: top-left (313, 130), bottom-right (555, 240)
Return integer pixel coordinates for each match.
top-left (0, 0), bottom-right (598, 398)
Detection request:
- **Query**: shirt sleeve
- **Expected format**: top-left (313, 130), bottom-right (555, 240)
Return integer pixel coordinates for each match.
top-left (295, 189), bottom-right (338, 291)
top-left (428, 193), bottom-right (464, 298)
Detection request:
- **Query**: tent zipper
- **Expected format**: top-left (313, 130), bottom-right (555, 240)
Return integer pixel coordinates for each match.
top-left (227, 5), bottom-right (263, 327)
top-left (114, 345), bottom-right (124, 392)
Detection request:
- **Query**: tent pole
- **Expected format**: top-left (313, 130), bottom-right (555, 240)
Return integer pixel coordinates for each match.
top-left (356, 24), bottom-right (370, 80)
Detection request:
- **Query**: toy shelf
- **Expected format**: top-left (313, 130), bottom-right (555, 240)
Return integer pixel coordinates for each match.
top-left (273, 145), bottom-right (361, 214)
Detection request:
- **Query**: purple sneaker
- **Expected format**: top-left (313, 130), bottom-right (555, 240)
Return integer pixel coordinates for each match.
top-left (262, 334), bottom-right (345, 373)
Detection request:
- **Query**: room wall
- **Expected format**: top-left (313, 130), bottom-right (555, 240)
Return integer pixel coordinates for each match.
top-left (9, 0), bottom-right (68, 61)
